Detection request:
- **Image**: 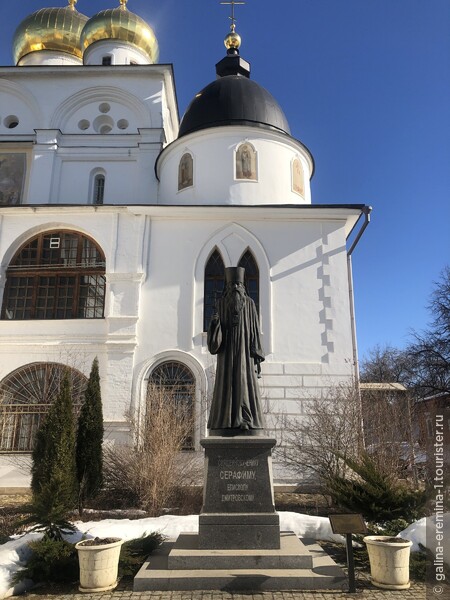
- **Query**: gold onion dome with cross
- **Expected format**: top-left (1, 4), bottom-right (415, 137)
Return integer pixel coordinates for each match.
top-left (12, 0), bottom-right (88, 65)
top-left (80, 0), bottom-right (159, 64)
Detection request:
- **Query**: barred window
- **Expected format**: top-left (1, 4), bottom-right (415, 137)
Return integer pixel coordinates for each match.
top-left (93, 174), bottom-right (105, 205)
top-left (147, 361), bottom-right (195, 450)
top-left (1, 231), bottom-right (106, 320)
top-left (203, 249), bottom-right (225, 331)
top-left (238, 249), bottom-right (259, 313)
top-left (0, 363), bottom-right (87, 452)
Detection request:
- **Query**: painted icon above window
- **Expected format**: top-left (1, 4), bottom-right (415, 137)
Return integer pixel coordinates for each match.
top-left (178, 153), bottom-right (193, 190)
top-left (0, 153), bottom-right (26, 205)
top-left (236, 143), bottom-right (257, 181)
top-left (292, 157), bottom-right (305, 197)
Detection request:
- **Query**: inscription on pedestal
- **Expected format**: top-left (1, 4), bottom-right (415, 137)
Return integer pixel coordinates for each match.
top-left (219, 458), bottom-right (257, 503)
top-left (201, 438), bottom-right (276, 514)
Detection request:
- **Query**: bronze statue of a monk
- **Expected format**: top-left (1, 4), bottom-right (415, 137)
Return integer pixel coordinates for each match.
top-left (207, 266), bottom-right (265, 434)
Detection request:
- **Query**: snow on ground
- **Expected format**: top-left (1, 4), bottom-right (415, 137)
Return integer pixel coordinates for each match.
top-left (399, 513), bottom-right (450, 564)
top-left (0, 511), bottom-right (448, 599)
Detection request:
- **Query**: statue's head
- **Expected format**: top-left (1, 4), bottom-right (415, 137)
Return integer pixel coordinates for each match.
top-left (225, 267), bottom-right (245, 285)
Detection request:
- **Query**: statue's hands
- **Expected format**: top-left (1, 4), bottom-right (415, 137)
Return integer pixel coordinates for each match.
top-left (255, 358), bottom-right (262, 379)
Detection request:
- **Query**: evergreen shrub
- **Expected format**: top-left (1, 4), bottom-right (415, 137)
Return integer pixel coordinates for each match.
top-left (12, 538), bottom-right (78, 584)
top-left (119, 532), bottom-right (164, 577)
top-left (76, 357), bottom-right (104, 515)
top-left (325, 452), bottom-right (427, 524)
top-left (29, 374), bottom-right (77, 539)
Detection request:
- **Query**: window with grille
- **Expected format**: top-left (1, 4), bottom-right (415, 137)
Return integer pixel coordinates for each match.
top-left (147, 361), bottom-right (195, 450)
top-left (0, 363), bottom-right (87, 452)
top-left (93, 174), bottom-right (105, 205)
top-left (238, 250), bottom-right (259, 313)
top-left (203, 249), bottom-right (225, 331)
top-left (1, 231), bottom-right (106, 320)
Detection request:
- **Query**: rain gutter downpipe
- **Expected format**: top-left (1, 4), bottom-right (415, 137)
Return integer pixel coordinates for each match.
top-left (346, 205), bottom-right (372, 382)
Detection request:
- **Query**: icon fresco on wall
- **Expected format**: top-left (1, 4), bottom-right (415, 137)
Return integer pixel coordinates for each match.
top-left (178, 152), bottom-right (193, 190)
top-left (0, 154), bottom-right (26, 205)
top-left (292, 158), bottom-right (304, 197)
top-left (236, 143), bottom-right (257, 180)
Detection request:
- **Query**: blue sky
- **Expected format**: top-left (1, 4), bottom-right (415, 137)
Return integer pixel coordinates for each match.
top-left (0, 0), bottom-right (449, 360)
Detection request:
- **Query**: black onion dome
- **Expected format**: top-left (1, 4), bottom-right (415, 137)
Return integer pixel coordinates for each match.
top-left (179, 57), bottom-right (291, 138)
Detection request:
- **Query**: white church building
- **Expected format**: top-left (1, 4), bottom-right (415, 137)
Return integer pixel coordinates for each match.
top-left (0, 0), bottom-right (370, 488)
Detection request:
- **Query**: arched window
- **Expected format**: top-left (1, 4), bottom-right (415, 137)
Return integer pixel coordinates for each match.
top-left (93, 174), bottom-right (105, 205)
top-left (203, 249), bottom-right (225, 331)
top-left (147, 361), bottom-right (195, 450)
top-left (236, 142), bottom-right (257, 181)
top-left (0, 362), bottom-right (87, 451)
top-left (1, 230), bottom-right (106, 320)
top-left (238, 250), bottom-right (259, 313)
top-left (178, 153), bottom-right (193, 190)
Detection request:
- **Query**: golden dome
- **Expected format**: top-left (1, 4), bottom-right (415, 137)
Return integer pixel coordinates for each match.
top-left (80, 1), bottom-right (159, 64)
top-left (12, 1), bottom-right (88, 65)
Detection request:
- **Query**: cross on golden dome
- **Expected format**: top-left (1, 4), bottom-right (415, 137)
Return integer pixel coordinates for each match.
top-left (68, 0), bottom-right (77, 9)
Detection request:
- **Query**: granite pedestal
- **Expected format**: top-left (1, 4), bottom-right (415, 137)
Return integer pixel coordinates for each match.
top-left (199, 436), bottom-right (280, 550)
top-left (134, 434), bottom-right (346, 591)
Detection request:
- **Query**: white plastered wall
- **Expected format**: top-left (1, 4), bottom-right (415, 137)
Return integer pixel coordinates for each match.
top-left (157, 127), bottom-right (313, 206)
top-left (0, 203), bottom-right (358, 486)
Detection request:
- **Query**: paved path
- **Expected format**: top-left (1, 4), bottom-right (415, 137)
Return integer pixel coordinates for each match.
top-left (23, 582), bottom-right (427, 599)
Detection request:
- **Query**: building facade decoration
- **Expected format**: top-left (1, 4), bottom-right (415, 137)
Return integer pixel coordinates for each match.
top-left (292, 157), bottom-right (305, 197)
top-left (0, 153), bottom-right (26, 205)
top-left (235, 142), bottom-right (257, 180)
top-left (178, 153), bottom-right (194, 191)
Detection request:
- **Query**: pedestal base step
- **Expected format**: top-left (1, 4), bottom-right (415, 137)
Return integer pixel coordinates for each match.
top-left (199, 513), bottom-right (280, 550)
top-left (170, 531), bottom-right (312, 569)
top-left (134, 533), bottom-right (346, 592)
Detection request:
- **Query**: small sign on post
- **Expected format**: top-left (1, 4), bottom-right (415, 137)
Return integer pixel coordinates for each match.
top-left (329, 514), bottom-right (368, 594)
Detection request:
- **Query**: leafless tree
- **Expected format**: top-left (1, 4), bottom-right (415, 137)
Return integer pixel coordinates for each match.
top-left (281, 382), bottom-right (364, 483)
top-left (281, 381), bottom-right (422, 487)
top-left (407, 266), bottom-right (450, 396)
top-left (360, 385), bottom-right (421, 485)
top-left (103, 383), bottom-right (202, 515)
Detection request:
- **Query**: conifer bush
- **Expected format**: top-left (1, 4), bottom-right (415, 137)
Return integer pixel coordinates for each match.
top-left (325, 452), bottom-right (428, 524)
top-left (29, 373), bottom-right (77, 539)
top-left (76, 357), bottom-right (104, 516)
top-left (12, 538), bottom-right (78, 584)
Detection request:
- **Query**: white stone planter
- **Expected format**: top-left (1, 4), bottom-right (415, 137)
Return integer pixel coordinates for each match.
top-left (75, 537), bottom-right (123, 593)
top-left (363, 535), bottom-right (412, 590)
